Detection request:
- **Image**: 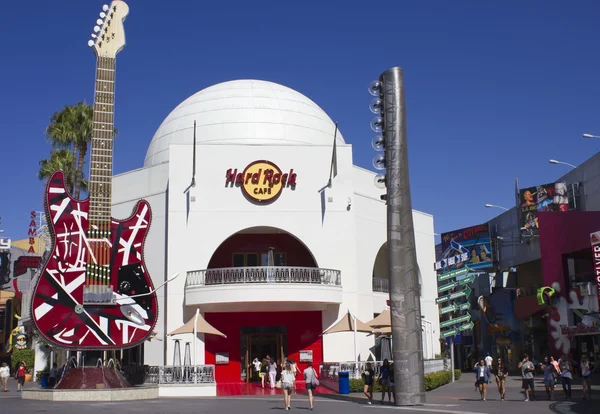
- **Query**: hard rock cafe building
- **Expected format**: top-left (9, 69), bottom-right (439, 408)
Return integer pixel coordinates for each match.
top-left (109, 79), bottom-right (440, 383)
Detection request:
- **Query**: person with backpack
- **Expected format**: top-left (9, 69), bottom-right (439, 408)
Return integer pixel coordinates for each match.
top-left (303, 362), bottom-right (319, 410)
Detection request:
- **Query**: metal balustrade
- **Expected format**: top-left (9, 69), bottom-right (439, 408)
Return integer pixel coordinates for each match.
top-left (320, 359), bottom-right (449, 380)
top-left (186, 266), bottom-right (342, 287)
top-left (372, 277), bottom-right (389, 293)
top-left (145, 365), bottom-right (215, 384)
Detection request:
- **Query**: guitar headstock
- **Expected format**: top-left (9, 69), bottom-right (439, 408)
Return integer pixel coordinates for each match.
top-left (87, 1), bottom-right (130, 58)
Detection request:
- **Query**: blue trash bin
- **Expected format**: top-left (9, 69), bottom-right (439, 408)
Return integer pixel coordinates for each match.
top-left (41, 373), bottom-right (49, 388)
top-left (338, 371), bottom-right (350, 394)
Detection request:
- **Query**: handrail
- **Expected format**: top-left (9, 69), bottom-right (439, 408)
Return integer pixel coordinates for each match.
top-left (186, 266), bottom-right (342, 287)
top-left (145, 365), bottom-right (215, 384)
top-left (372, 277), bottom-right (389, 293)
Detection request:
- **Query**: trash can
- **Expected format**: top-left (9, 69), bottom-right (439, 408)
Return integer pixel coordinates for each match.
top-left (338, 371), bottom-right (350, 394)
top-left (41, 373), bottom-right (49, 388)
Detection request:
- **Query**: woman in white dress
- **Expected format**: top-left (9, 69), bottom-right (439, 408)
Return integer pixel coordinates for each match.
top-left (0, 362), bottom-right (10, 392)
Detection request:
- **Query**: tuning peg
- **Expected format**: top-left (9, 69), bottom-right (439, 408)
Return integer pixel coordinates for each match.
top-left (96, 19), bottom-right (103, 25)
top-left (94, 26), bottom-right (100, 32)
top-left (88, 40), bottom-right (95, 47)
top-left (100, 12), bottom-right (106, 18)
top-left (91, 34), bottom-right (97, 38)
top-left (102, 4), bottom-right (109, 11)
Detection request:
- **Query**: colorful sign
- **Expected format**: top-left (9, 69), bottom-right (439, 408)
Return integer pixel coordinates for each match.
top-left (438, 224), bottom-right (493, 271)
top-left (225, 160), bottom-right (297, 204)
top-left (27, 211), bottom-right (37, 254)
top-left (441, 329), bottom-right (457, 338)
top-left (437, 267), bottom-right (469, 281)
top-left (519, 182), bottom-right (569, 236)
top-left (440, 304), bottom-right (458, 315)
top-left (459, 321), bottom-right (474, 331)
top-left (560, 323), bottom-right (600, 340)
top-left (440, 314), bottom-right (471, 328)
top-left (13, 256), bottom-right (42, 278)
top-left (438, 281), bottom-right (458, 293)
top-left (591, 230), bottom-right (600, 306)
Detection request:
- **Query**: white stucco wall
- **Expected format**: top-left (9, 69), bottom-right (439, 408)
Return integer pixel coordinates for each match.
top-left (112, 162), bottom-right (169, 366)
top-left (110, 143), bottom-right (440, 365)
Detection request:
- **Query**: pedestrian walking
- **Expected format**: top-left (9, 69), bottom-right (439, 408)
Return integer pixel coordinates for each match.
top-left (281, 362), bottom-right (295, 410)
top-left (559, 355), bottom-right (573, 400)
top-left (260, 357), bottom-right (268, 388)
top-left (474, 359), bottom-right (491, 401)
top-left (269, 359), bottom-right (277, 389)
top-left (0, 362), bottom-right (9, 392)
top-left (362, 362), bottom-right (374, 404)
top-left (378, 359), bottom-right (392, 403)
top-left (518, 354), bottom-right (536, 401)
top-left (289, 359), bottom-right (300, 391)
top-left (49, 363), bottom-right (58, 387)
top-left (388, 363), bottom-right (396, 404)
top-left (485, 353), bottom-right (493, 368)
top-left (542, 357), bottom-right (557, 401)
top-left (580, 354), bottom-right (594, 400)
top-left (492, 357), bottom-right (508, 401)
top-left (16, 362), bottom-right (26, 392)
top-left (303, 362), bottom-right (319, 410)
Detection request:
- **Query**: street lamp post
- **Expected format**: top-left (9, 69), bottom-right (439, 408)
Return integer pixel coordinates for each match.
top-left (369, 67), bottom-right (425, 406)
top-left (485, 204), bottom-right (509, 211)
top-left (549, 159), bottom-right (576, 169)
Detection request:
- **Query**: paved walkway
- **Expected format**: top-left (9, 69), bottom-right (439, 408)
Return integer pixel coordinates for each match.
top-left (329, 373), bottom-right (596, 413)
top-left (1, 375), bottom-right (597, 413)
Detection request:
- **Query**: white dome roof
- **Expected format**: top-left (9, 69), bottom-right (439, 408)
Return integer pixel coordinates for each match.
top-left (144, 79), bottom-right (345, 166)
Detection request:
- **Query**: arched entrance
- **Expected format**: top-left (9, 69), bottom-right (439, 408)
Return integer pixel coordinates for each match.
top-left (207, 226), bottom-right (318, 269)
top-left (372, 243), bottom-right (389, 293)
top-left (201, 226), bottom-right (326, 383)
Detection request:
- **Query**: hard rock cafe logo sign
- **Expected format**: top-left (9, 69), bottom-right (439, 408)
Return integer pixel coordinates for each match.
top-left (225, 160), bottom-right (297, 204)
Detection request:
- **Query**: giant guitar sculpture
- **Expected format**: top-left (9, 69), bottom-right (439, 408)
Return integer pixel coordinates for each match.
top-left (32, 1), bottom-right (158, 349)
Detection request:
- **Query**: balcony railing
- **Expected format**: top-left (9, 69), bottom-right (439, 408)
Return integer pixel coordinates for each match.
top-left (372, 277), bottom-right (389, 293)
top-left (186, 266), bottom-right (342, 287)
top-left (145, 365), bottom-right (215, 384)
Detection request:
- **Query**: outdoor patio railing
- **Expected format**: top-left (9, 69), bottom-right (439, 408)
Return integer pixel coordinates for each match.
top-left (320, 358), bottom-right (449, 381)
top-left (372, 278), bottom-right (389, 293)
top-left (145, 365), bottom-right (215, 384)
top-left (186, 266), bottom-right (342, 287)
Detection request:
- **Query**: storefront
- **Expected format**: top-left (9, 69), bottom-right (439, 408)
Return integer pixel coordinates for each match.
top-left (110, 79), bottom-right (441, 375)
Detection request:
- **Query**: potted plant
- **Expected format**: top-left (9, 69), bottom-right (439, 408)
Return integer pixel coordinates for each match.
top-left (11, 349), bottom-right (35, 382)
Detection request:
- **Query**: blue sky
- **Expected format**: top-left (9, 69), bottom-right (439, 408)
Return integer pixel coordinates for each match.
top-left (0, 0), bottom-right (599, 242)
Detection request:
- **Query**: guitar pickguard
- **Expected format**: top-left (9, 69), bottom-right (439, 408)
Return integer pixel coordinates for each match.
top-left (31, 171), bottom-right (158, 349)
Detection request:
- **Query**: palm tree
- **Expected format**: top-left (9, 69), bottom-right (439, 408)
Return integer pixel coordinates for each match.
top-left (38, 149), bottom-right (88, 193)
top-left (45, 103), bottom-right (93, 199)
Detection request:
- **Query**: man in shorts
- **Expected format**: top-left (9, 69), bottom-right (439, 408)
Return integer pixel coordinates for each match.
top-left (518, 354), bottom-right (536, 401)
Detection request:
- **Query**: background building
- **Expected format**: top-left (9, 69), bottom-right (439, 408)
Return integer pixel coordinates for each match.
top-left (107, 79), bottom-right (440, 382)
top-left (438, 151), bottom-right (600, 370)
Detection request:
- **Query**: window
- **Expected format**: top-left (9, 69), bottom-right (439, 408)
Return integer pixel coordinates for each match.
top-left (274, 253), bottom-right (286, 266)
top-left (232, 252), bottom-right (287, 267)
top-left (233, 254), bottom-right (245, 267)
top-left (246, 253), bottom-right (259, 267)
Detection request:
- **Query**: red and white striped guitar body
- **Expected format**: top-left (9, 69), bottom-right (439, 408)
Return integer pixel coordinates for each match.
top-left (31, 171), bottom-right (158, 349)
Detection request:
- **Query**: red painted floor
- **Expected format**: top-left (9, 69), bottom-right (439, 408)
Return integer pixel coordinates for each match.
top-left (216, 381), bottom-right (336, 397)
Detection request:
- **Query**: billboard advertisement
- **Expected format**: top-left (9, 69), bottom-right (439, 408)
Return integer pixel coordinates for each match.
top-left (519, 182), bottom-right (568, 236)
top-left (436, 223), bottom-right (493, 271)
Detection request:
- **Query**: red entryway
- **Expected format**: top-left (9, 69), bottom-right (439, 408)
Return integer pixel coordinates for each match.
top-left (216, 380), bottom-right (337, 396)
top-left (205, 311), bottom-right (323, 383)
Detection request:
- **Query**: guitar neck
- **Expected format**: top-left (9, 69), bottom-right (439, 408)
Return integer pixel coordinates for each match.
top-left (89, 56), bottom-right (116, 231)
